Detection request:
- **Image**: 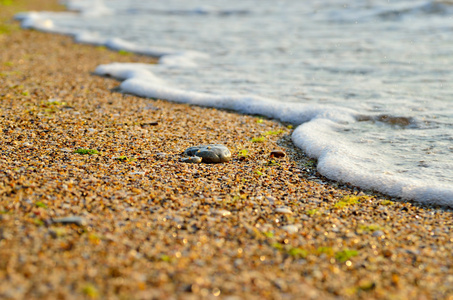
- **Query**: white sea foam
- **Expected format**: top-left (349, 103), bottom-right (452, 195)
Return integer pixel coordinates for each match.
top-left (95, 63), bottom-right (166, 85)
top-left (16, 10), bottom-right (207, 67)
top-left (73, 31), bottom-right (106, 45)
top-left (16, 0), bottom-right (453, 207)
top-left (292, 120), bottom-right (453, 206)
top-left (94, 63), bottom-right (355, 123)
top-left (15, 12), bottom-right (55, 31)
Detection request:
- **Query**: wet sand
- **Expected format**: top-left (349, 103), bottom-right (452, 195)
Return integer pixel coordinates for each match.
top-left (0, 1), bottom-right (452, 299)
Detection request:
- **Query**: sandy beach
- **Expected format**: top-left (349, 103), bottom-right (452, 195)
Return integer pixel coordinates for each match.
top-left (0, 0), bottom-right (452, 299)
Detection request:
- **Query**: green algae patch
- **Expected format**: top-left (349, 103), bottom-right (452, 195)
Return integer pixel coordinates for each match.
top-left (265, 160), bottom-right (280, 166)
top-left (335, 249), bottom-right (359, 262)
top-left (115, 156), bottom-right (136, 162)
top-left (334, 195), bottom-right (361, 209)
top-left (81, 284), bottom-right (99, 299)
top-left (316, 246), bottom-right (334, 256)
top-left (118, 50), bottom-right (132, 56)
top-left (159, 254), bottom-right (172, 262)
top-left (288, 247), bottom-right (308, 259)
top-left (251, 136), bottom-right (266, 143)
top-left (88, 233), bottom-right (101, 245)
top-left (263, 231), bottom-right (274, 238)
top-left (0, 24), bottom-right (14, 35)
top-left (254, 170), bottom-right (264, 176)
top-left (74, 148), bottom-right (100, 155)
top-left (271, 242), bottom-right (283, 250)
top-left (305, 209), bottom-right (319, 216)
top-left (35, 201), bottom-right (47, 209)
top-left (263, 129), bottom-right (285, 136)
top-left (271, 242), bottom-right (308, 259)
top-left (33, 218), bottom-right (44, 226)
top-left (237, 149), bottom-right (249, 158)
top-left (358, 224), bottom-right (383, 233)
top-left (50, 227), bottom-right (67, 238)
top-left (380, 199), bottom-right (394, 206)
top-left (358, 280), bottom-right (376, 291)
top-left (303, 159), bottom-right (317, 168)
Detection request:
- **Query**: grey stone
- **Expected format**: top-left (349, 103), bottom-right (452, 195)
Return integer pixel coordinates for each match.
top-left (53, 216), bottom-right (86, 226)
top-left (372, 230), bottom-right (385, 237)
top-left (275, 207), bottom-right (293, 214)
top-left (282, 225), bottom-right (299, 234)
top-left (211, 209), bottom-right (232, 217)
top-left (181, 156), bottom-right (202, 163)
top-left (184, 144), bottom-right (232, 163)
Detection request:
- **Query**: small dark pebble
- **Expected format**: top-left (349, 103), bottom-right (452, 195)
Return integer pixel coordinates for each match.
top-left (141, 121), bottom-right (159, 127)
top-left (270, 150), bottom-right (285, 158)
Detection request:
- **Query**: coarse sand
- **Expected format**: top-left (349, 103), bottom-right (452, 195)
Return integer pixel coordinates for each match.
top-left (0, 0), bottom-right (452, 299)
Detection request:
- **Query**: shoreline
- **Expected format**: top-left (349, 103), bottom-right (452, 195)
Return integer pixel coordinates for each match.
top-left (1, 0), bottom-right (452, 299)
top-left (17, 0), bottom-right (453, 207)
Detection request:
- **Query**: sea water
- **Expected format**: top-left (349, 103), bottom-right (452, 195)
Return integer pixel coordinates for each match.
top-left (17, 0), bottom-right (453, 206)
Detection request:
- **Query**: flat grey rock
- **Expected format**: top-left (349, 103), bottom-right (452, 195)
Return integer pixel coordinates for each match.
top-left (181, 156), bottom-right (202, 163)
top-left (184, 144), bottom-right (232, 163)
top-left (53, 216), bottom-right (86, 226)
top-left (372, 230), bottom-right (385, 237)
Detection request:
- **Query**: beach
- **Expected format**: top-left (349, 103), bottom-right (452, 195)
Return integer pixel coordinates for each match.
top-left (0, 0), bottom-right (452, 299)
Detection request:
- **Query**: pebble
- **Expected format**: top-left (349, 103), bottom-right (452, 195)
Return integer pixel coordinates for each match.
top-left (275, 207), bottom-right (293, 214)
top-left (259, 223), bottom-right (274, 232)
top-left (270, 150), bottom-right (286, 158)
top-left (372, 230), bottom-right (385, 237)
top-left (53, 216), bottom-right (86, 226)
top-left (0, 214), bottom-right (10, 222)
top-left (184, 144), bottom-right (232, 163)
top-left (211, 210), bottom-right (232, 217)
top-left (265, 195), bottom-right (276, 204)
top-left (140, 121), bottom-right (159, 126)
top-left (282, 225), bottom-right (299, 234)
top-left (155, 152), bottom-right (167, 159)
top-left (129, 171), bottom-right (146, 175)
top-left (181, 156), bottom-right (202, 163)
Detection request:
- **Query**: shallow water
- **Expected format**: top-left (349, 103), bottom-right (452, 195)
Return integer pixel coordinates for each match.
top-left (20, 0), bottom-right (453, 205)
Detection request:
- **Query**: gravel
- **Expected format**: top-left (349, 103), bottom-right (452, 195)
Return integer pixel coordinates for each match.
top-left (0, 1), bottom-right (452, 299)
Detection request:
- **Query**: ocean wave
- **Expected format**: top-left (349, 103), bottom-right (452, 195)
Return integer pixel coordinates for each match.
top-left (121, 7), bottom-right (250, 17)
top-left (325, 0), bottom-right (453, 23)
